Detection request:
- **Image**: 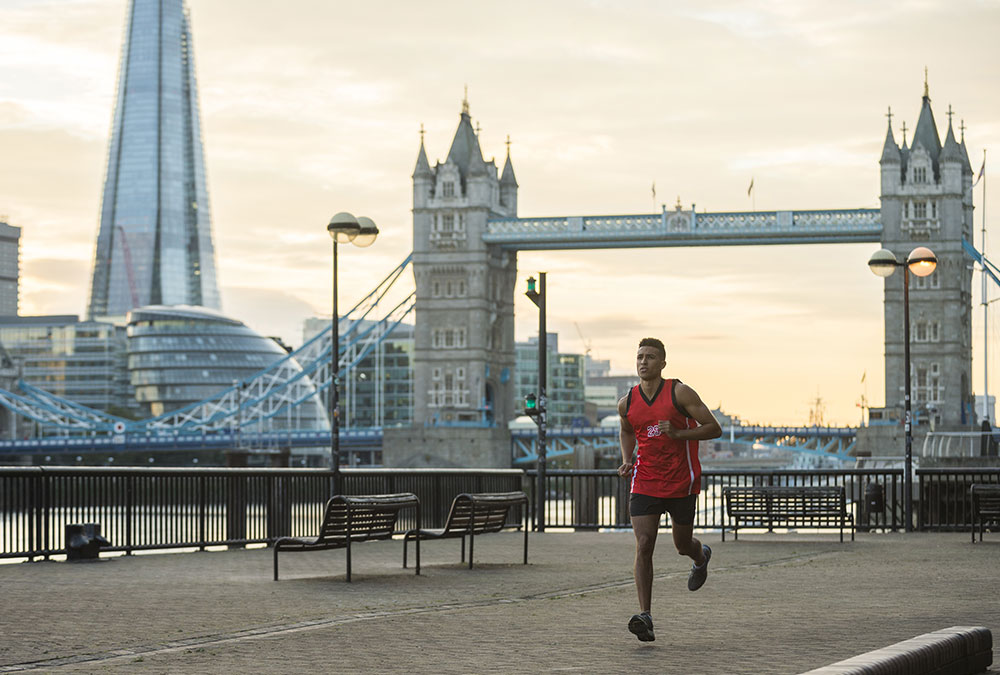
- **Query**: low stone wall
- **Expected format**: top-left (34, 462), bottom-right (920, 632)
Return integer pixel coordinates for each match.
top-left (382, 426), bottom-right (511, 468)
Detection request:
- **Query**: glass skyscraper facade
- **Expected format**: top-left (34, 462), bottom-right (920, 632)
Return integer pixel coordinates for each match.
top-left (88, 0), bottom-right (220, 320)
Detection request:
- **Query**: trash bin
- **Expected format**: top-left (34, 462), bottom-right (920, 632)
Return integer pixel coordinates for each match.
top-left (65, 523), bottom-right (111, 561)
top-left (866, 482), bottom-right (885, 512)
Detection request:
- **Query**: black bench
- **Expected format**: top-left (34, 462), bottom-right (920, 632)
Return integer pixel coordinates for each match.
top-left (722, 486), bottom-right (855, 542)
top-left (970, 484), bottom-right (1000, 543)
top-left (274, 493), bottom-right (420, 582)
top-left (403, 492), bottom-right (528, 569)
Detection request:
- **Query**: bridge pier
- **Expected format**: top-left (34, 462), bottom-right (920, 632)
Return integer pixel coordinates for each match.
top-left (382, 426), bottom-right (510, 468)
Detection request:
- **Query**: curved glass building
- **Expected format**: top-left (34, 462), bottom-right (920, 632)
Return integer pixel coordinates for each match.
top-left (127, 306), bottom-right (328, 432)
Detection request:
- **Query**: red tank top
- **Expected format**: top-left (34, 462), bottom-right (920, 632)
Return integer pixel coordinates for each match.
top-left (626, 378), bottom-right (701, 498)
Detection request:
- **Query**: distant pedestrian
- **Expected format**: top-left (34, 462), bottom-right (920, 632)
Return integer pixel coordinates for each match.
top-left (617, 337), bottom-right (722, 642)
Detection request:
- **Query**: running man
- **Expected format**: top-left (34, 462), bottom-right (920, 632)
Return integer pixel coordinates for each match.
top-left (617, 337), bottom-right (722, 642)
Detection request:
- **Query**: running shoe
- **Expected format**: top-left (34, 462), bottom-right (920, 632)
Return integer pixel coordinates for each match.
top-left (628, 612), bottom-right (655, 642)
top-left (687, 544), bottom-right (712, 591)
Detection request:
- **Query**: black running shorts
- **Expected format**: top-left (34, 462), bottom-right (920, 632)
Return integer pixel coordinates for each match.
top-left (629, 493), bottom-right (697, 525)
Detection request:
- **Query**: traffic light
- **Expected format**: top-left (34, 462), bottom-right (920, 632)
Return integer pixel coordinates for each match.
top-left (524, 392), bottom-right (539, 417)
top-left (525, 276), bottom-right (541, 308)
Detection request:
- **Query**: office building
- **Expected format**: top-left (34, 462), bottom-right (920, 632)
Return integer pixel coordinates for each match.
top-left (88, 0), bottom-right (220, 320)
top-left (514, 333), bottom-right (586, 427)
top-left (0, 221), bottom-right (20, 316)
top-left (128, 306), bottom-right (326, 430)
top-left (303, 318), bottom-right (414, 429)
top-left (0, 315), bottom-right (134, 414)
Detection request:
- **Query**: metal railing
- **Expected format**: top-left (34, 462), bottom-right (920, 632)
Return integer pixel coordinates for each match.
top-left (5, 466), bottom-right (999, 560)
top-left (525, 468), bottom-right (1000, 532)
top-left (918, 468), bottom-right (1000, 530)
top-left (0, 467), bottom-right (524, 560)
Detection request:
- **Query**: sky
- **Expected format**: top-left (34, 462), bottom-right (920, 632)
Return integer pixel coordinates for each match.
top-left (1, 0), bottom-right (999, 427)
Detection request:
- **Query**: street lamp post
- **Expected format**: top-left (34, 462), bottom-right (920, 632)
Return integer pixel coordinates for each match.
top-left (327, 212), bottom-right (378, 493)
top-left (525, 273), bottom-right (547, 531)
top-left (868, 245), bottom-right (937, 532)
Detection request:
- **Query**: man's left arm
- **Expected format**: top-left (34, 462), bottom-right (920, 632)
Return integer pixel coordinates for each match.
top-left (660, 383), bottom-right (722, 441)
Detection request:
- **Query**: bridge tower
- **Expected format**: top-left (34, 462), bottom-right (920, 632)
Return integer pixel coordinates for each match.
top-left (383, 95), bottom-right (518, 467)
top-left (874, 81), bottom-right (976, 436)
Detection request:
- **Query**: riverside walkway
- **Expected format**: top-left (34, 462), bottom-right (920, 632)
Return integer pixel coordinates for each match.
top-left (1, 531), bottom-right (997, 674)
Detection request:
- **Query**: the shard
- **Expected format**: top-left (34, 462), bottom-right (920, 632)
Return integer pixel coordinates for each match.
top-left (88, 0), bottom-right (220, 319)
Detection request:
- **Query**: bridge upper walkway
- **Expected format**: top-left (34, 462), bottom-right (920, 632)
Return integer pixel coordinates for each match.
top-left (485, 208), bottom-right (881, 249)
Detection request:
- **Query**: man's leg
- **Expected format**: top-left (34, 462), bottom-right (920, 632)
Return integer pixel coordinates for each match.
top-left (671, 523), bottom-right (706, 564)
top-left (631, 513), bottom-right (660, 612)
top-left (668, 495), bottom-right (712, 592)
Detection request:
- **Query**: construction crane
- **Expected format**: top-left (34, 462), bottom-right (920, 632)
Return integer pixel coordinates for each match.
top-left (573, 322), bottom-right (592, 357)
top-left (115, 225), bottom-right (140, 308)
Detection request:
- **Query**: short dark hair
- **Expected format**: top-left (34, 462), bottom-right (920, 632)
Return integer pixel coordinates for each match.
top-left (638, 337), bottom-right (666, 360)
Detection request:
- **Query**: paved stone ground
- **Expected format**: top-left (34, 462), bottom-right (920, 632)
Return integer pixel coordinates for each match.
top-left (1, 531), bottom-right (997, 674)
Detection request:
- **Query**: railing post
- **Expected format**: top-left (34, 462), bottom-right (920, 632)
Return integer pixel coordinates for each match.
top-left (41, 471), bottom-right (50, 560)
top-left (226, 470), bottom-right (248, 547)
top-left (199, 473), bottom-right (206, 551)
top-left (30, 470), bottom-right (42, 561)
top-left (125, 473), bottom-right (133, 555)
top-left (916, 470), bottom-right (923, 531)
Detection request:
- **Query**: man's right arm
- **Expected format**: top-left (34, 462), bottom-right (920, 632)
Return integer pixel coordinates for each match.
top-left (617, 396), bottom-right (636, 477)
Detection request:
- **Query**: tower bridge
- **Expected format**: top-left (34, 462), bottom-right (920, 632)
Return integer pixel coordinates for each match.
top-left (392, 84), bottom-right (979, 467)
top-left (0, 84), bottom-right (983, 469)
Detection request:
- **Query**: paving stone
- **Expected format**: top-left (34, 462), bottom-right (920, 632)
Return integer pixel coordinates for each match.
top-left (0, 532), bottom-right (997, 673)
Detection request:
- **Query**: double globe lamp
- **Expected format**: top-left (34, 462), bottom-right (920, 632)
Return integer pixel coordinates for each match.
top-left (327, 212), bottom-right (379, 489)
top-left (867, 245), bottom-right (937, 532)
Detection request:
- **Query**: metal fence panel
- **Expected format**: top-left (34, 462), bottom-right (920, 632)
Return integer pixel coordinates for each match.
top-left (526, 467), bottom-right (1000, 532)
top-left (4, 466), bottom-right (998, 559)
top-left (0, 467), bottom-right (524, 559)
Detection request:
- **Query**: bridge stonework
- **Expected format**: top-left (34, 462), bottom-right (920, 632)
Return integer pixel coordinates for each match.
top-left (391, 100), bottom-right (518, 467)
top-left (867, 88), bottom-right (977, 447)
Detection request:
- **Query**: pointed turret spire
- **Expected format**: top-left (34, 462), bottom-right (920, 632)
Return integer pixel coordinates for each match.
top-left (881, 107), bottom-right (900, 165)
top-left (959, 120), bottom-right (973, 174)
top-left (446, 91), bottom-right (486, 178)
top-left (412, 123), bottom-right (432, 178)
top-left (500, 134), bottom-right (518, 186)
top-left (911, 74), bottom-right (942, 165)
top-left (941, 113), bottom-right (963, 164)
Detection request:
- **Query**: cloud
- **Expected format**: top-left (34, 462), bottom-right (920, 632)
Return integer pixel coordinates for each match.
top-left (220, 286), bottom-right (319, 349)
top-left (3, 0), bottom-right (998, 426)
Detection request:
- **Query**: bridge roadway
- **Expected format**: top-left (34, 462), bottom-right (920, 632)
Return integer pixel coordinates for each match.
top-left (0, 425), bottom-right (857, 462)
